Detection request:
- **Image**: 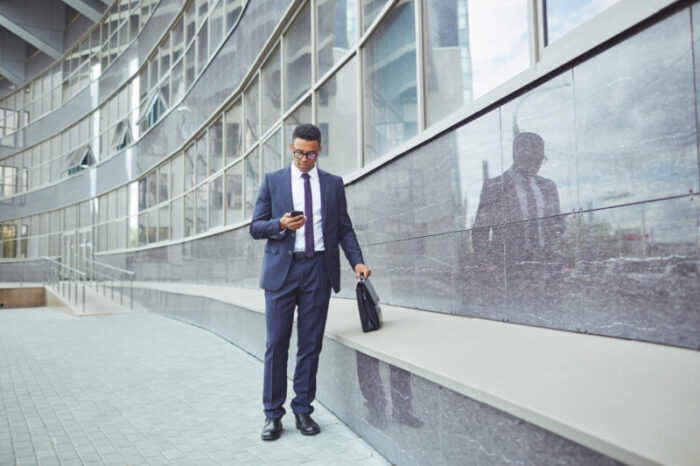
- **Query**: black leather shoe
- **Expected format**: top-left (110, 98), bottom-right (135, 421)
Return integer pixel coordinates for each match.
top-left (295, 413), bottom-right (320, 436)
top-left (261, 418), bottom-right (283, 441)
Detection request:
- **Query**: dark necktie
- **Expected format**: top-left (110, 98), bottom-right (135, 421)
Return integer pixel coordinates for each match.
top-left (302, 173), bottom-right (315, 257)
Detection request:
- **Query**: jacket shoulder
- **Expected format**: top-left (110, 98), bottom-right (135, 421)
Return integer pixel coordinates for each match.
top-left (318, 168), bottom-right (343, 184)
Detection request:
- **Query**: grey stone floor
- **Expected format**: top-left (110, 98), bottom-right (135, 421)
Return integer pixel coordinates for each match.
top-left (0, 307), bottom-right (388, 466)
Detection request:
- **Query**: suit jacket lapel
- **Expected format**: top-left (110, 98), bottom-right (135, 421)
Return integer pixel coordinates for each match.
top-left (319, 169), bottom-right (330, 230)
top-left (281, 165), bottom-right (294, 212)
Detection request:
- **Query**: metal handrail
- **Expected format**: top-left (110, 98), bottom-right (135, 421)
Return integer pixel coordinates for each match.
top-left (83, 258), bottom-right (135, 277)
top-left (83, 257), bottom-right (135, 310)
top-left (44, 257), bottom-right (86, 314)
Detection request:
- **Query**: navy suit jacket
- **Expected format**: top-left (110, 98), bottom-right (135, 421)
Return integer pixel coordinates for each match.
top-left (249, 165), bottom-right (364, 293)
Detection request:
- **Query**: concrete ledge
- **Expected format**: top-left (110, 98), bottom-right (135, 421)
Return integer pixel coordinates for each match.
top-left (127, 281), bottom-right (699, 465)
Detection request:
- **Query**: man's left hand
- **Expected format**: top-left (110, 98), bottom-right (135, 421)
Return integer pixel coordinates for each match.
top-left (355, 263), bottom-right (371, 280)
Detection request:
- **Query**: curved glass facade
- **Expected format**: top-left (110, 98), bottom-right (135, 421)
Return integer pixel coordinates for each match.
top-left (0, 0), bottom-right (162, 144)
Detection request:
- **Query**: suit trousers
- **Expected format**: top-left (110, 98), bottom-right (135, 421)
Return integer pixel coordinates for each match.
top-left (263, 253), bottom-right (332, 419)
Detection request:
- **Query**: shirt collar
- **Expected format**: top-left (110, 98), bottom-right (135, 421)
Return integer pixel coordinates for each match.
top-left (291, 163), bottom-right (318, 179)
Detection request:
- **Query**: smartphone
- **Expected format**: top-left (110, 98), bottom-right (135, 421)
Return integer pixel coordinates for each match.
top-left (291, 210), bottom-right (304, 217)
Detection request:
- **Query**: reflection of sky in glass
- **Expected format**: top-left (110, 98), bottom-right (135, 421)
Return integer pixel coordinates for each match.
top-left (468, 0), bottom-right (529, 99)
top-left (546, 0), bottom-right (620, 45)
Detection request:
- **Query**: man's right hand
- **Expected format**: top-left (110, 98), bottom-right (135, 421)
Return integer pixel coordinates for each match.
top-left (279, 212), bottom-right (306, 231)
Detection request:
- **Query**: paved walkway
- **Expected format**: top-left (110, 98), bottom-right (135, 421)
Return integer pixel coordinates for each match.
top-left (0, 307), bottom-right (388, 466)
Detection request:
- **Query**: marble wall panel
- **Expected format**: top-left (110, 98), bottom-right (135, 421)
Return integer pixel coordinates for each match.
top-left (501, 71), bottom-right (578, 216)
top-left (452, 228), bottom-right (506, 320)
top-left (504, 212), bottom-right (581, 328)
top-left (579, 195), bottom-right (700, 349)
top-left (439, 385), bottom-right (620, 465)
top-left (692, 1), bottom-right (700, 190)
top-left (574, 8), bottom-right (698, 211)
top-left (451, 109), bottom-right (504, 231)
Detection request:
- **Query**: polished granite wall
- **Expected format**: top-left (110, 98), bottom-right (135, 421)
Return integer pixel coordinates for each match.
top-left (132, 287), bottom-right (620, 465)
top-left (0, 0), bottom-right (293, 219)
top-left (100, 3), bottom-right (700, 350)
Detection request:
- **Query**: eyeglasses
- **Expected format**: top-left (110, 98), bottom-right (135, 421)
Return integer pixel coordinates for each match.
top-left (292, 150), bottom-right (319, 161)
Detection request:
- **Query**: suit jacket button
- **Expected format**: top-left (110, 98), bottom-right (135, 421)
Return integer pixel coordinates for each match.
top-left (288, 250), bottom-right (293, 255)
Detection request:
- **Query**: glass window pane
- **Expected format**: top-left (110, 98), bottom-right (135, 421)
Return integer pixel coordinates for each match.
top-left (225, 161), bottom-right (243, 224)
top-left (159, 38), bottom-right (171, 80)
top-left (148, 209), bottom-right (157, 243)
top-left (138, 177), bottom-right (147, 211)
top-left (117, 219), bottom-right (126, 249)
top-left (138, 212), bottom-right (147, 245)
top-left (171, 153), bottom-right (184, 197)
top-left (317, 58), bottom-right (357, 176)
top-left (262, 129), bottom-right (282, 174)
top-left (209, 175), bottom-right (223, 227)
top-left (196, 134), bottom-right (207, 184)
top-left (158, 205), bottom-right (169, 241)
top-left (426, 0), bottom-right (528, 117)
top-left (285, 97), bottom-right (312, 147)
top-left (173, 18), bottom-right (184, 62)
top-left (546, 0), bottom-right (621, 45)
top-left (244, 149), bottom-right (260, 217)
top-left (197, 20), bottom-right (209, 72)
top-left (184, 144), bottom-right (195, 190)
top-left (158, 164), bottom-right (169, 203)
top-left (262, 46), bottom-right (281, 133)
top-left (185, 44), bottom-right (196, 88)
top-left (284, 5), bottom-right (311, 109)
top-left (244, 77), bottom-right (259, 150)
top-left (226, 0), bottom-right (243, 31)
top-left (186, 1), bottom-right (196, 44)
top-left (196, 184), bottom-right (208, 233)
top-left (147, 171), bottom-right (157, 207)
top-left (317, 0), bottom-right (357, 78)
top-left (185, 191), bottom-right (195, 236)
top-left (210, 0), bottom-right (224, 49)
top-left (171, 196), bottom-right (184, 240)
top-left (363, 0), bottom-right (417, 163)
top-left (108, 221), bottom-right (116, 250)
top-left (225, 98), bottom-right (242, 163)
top-left (209, 117), bottom-right (223, 174)
top-left (128, 215), bottom-right (138, 247)
top-left (363, 0), bottom-right (389, 31)
top-left (172, 60), bottom-right (185, 102)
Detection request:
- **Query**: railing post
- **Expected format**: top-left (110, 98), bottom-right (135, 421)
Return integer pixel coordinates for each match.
top-left (120, 280), bottom-right (124, 305)
top-left (130, 278), bottom-right (133, 311)
top-left (82, 277), bottom-right (85, 314)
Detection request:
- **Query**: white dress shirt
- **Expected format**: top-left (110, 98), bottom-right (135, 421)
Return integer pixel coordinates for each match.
top-left (291, 163), bottom-right (325, 252)
top-left (511, 171), bottom-right (546, 248)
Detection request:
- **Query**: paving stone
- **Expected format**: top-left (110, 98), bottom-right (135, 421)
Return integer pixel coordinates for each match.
top-left (0, 307), bottom-right (387, 465)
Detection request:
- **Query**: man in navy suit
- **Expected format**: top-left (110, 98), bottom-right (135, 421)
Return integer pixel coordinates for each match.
top-left (250, 124), bottom-right (371, 441)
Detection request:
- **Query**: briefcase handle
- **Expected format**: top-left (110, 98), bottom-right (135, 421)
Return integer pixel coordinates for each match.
top-left (358, 272), bottom-right (365, 282)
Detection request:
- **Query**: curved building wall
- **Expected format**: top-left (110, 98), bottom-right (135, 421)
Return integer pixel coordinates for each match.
top-left (1, 1), bottom-right (698, 463)
top-left (1, 0), bottom-right (698, 351)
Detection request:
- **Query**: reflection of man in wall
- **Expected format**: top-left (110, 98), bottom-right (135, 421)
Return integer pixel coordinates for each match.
top-left (356, 352), bottom-right (423, 430)
top-left (473, 132), bottom-right (565, 264)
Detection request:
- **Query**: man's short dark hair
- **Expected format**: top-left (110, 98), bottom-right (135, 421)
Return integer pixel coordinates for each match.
top-left (292, 124), bottom-right (322, 145)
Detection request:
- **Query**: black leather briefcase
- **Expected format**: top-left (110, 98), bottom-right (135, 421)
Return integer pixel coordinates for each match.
top-left (356, 275), bottom-right (382, 332)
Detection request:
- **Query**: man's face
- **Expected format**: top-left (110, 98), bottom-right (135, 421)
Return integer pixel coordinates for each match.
top-left (290, 138), bottom-right (321, 173)
top-left (513, 140), bottom-right (545, 177)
